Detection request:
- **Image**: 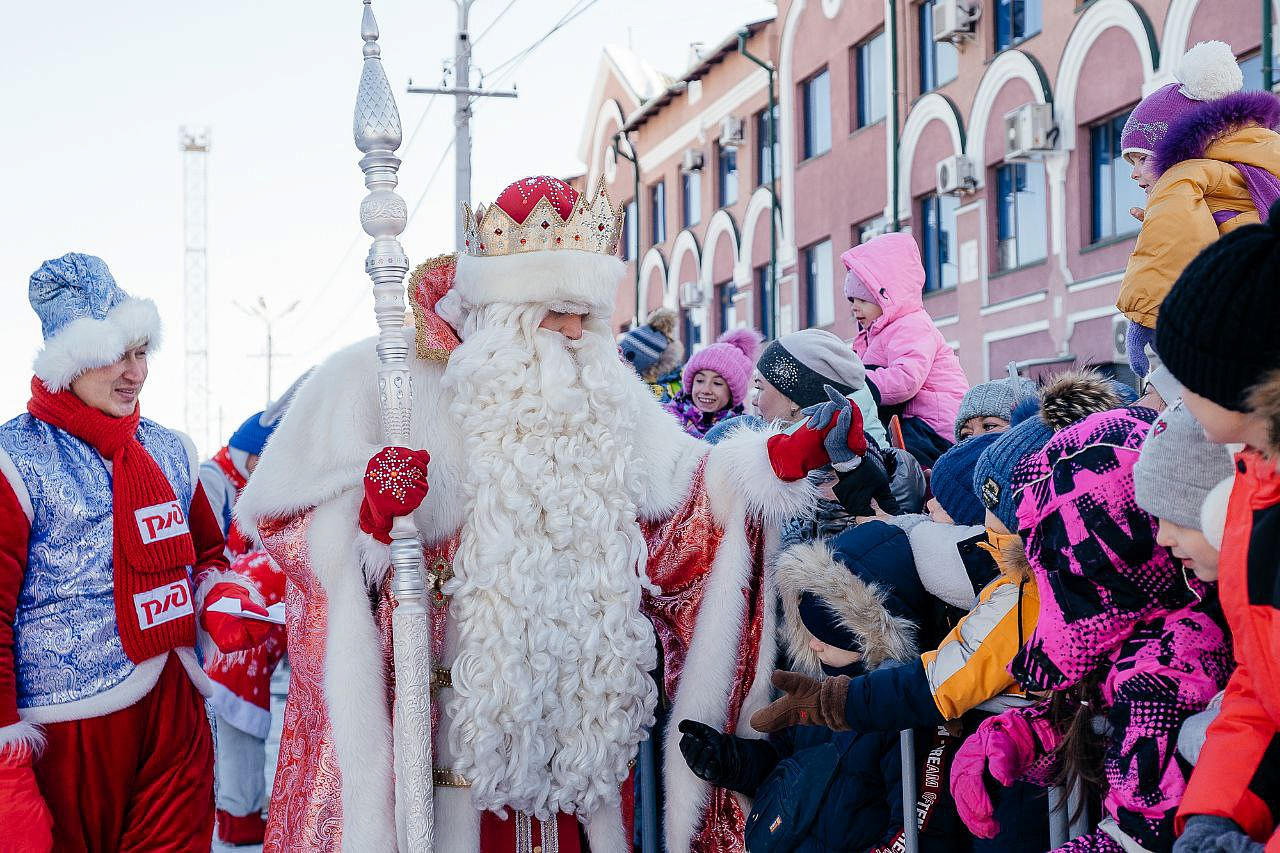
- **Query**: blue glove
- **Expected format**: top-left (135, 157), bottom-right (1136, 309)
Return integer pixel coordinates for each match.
top-left (1126, 321), bottom-right (1155, 378)
top-left (801, 385), bottom-right (867, 472)
top-left (1173, 816), bottom-right (1262, 853)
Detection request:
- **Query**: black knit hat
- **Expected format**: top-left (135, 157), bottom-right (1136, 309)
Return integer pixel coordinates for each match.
top-left (1156, 198), bottom-right (1280, 411)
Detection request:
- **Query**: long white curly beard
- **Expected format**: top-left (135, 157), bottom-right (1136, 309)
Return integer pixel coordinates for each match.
top-left (439, 302), bottom-right (658, 821)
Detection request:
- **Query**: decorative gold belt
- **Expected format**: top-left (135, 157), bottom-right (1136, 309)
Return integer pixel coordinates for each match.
top-left (433, 767), bottom-right (471, 788)
top-left (432, 757), bottom-right (637, 789)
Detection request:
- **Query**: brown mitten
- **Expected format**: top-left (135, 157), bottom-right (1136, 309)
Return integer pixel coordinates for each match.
top-left (818, 675), bottom-right (853, 731)
top-left (750, 671), bottom-right (853, 733)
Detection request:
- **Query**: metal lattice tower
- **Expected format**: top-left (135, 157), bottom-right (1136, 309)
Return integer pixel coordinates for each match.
top-left (180, 127), bottom-right (210, 453)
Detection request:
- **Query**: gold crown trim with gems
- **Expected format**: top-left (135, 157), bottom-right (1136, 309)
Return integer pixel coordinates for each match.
top-left (462, 178), bottom-right (624, 258)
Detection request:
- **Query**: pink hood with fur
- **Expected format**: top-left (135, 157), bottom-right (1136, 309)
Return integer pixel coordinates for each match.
top-left (841, 233), bottom-right (968, 437)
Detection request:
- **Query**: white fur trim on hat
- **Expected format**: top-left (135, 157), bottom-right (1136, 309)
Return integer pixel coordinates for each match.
top-left (32, 297), bottom-right (162, 392)
top-left (1200, 475), bottom-right (1234, 552)
top-left (452, 250), bottom-right (624, 316)
top-left (1177, 40), bottom-right (1244, 101)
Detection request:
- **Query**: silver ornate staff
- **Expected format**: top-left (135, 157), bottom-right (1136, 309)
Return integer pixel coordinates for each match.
top-left (354, 1), bottom-right (435, 849)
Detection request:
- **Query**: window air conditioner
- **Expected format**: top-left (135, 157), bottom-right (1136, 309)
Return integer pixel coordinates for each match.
top-left (860, 222), bottom-right (888, 244)
top-left (719, 116), bottom-right (746, 148)
top-left (933, 2), bottom-right (978, 43)
top-left (936, 154), bottom-right (977, 196)
top-left (1004, 103), bottom-right (1058, 161)
top-left (1112, 313), bottom-right (1129, 363)
top-left (680, 149), bottom-right (706, 173)
top-left (681, 281), bottom-right (705, 308)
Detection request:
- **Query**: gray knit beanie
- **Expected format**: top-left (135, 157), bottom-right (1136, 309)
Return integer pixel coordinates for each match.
top-left (1133, 402), bottom-right (1235, 529)
top-left (757, 328), bottom-right (867, 409)
top-left (954, 367), bottom-right (1039, 442)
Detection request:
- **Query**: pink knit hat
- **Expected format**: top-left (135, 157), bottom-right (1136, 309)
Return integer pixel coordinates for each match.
top-left (1120, 41), bottom-right (1243, 158)
top-left (682, 327), bottom-right (763, 406)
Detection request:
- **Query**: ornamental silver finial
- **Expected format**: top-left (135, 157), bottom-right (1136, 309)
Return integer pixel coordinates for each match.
top-left (353, 3), bottom-right (434, 850)
top-left (354, 0), bottom-right (401, 153)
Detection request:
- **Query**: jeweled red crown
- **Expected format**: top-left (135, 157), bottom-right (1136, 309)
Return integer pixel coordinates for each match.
top-left (462, 176), bottom-right (623, 258)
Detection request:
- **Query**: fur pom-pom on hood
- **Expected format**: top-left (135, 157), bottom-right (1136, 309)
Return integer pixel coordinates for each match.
top-left (1038, 369), bottom-right (1123, 432)
top-left (647, 307), bottom-right (678, 340)
top-left (646, 307), bottom-right (686, 378)
top-left (776, 540), bottom-right (917, 677)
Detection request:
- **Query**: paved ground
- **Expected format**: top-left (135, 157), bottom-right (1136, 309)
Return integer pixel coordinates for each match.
top-left (211, 662), bottom-right (288, 853)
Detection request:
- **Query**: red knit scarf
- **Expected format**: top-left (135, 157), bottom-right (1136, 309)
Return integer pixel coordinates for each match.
top-left (28, 377), bottom-right (197, 663)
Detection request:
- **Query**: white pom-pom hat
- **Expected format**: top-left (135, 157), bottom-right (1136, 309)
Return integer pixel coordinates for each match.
top-left (1120, 40), bottom-right (1244, 158)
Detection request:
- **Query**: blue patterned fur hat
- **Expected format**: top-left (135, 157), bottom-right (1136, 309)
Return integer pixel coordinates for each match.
top-left (29, 253), bottom-right (162, 391)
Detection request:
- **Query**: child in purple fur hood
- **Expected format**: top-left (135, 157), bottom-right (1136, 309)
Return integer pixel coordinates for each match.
top-left (1118, 40), bottom-right (1280, 377)
top-left (950, 406), bottom-right (1234, 853)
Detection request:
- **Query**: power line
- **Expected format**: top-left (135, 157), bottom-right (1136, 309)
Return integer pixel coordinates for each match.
top-left (484, 0), bottom-right (601, 84)
top-left (278, 95), bottom-right (439, 337)
top-left (472, 0), bottom-right (521, 46)
top-left (290, 0), bottom-right (604, 358)
top-left (408, 137), bottom-right (459, 226)
top-left (297, 136), bottom-right (458, 358)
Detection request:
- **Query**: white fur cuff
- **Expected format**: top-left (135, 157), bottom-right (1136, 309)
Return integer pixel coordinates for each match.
top-left (453, 251), bottom-right (624, 317)
top-left (0, 720), bottom-right (45, 762)
top-left (32, 297), bottom-right (162, 392)
top-left (356, 531), bottom-right (392, 590)
top-left (705, 425), bottom-right (816, 526)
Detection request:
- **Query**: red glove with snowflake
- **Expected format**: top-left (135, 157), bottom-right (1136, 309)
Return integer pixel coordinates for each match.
top-left (766, 385), bottom-right (868, 482)
top-left (200, 582), bottom-right (272, 654)
top-left (359, 447), bottom-right (431, 544)
top-left (0, 745), bottom-right (53, 852)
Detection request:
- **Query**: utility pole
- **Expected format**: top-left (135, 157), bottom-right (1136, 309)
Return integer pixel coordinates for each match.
top-left (180, 127), bottom-right (211, 453)
top-left (236, 297), bottom-right (299, 406)
top-left (407, 0), bottom-right (517, 250)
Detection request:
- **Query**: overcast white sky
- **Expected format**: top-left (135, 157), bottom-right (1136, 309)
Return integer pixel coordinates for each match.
top-left (0, 0), bottom-right (773, 454)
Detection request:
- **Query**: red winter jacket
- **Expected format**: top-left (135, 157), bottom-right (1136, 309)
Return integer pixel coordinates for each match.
top-left (1177, 448), bottom-right (1280, 848)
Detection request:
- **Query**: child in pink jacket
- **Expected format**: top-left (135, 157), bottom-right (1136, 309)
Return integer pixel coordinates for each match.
top-left (842, 233), bottom-right (969, 466)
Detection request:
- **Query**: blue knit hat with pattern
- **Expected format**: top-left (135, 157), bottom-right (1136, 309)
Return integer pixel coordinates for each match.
top-left (930, 431), bottom-right (1001, 526)
top-left (619, 323), bottom-right (669, 374)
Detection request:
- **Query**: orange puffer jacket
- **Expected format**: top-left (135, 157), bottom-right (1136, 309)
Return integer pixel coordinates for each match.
top-left (1119, 109), bottom-right (1280, 329)
top-left (1176, 448), bottom-right (1280, 848)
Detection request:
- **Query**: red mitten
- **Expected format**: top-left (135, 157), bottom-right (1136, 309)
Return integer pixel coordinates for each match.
top-left (0, 755), bottom-right (53, 852)
top-left (766, 386), bottom-right (868, 481)
top-left (200, 582), bottom-right (272, 654)
top-left (359, 447), bottom-right (431, 544)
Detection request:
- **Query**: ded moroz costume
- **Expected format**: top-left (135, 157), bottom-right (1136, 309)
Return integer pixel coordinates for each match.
top-left (0, 253), bottom-right (236, 850)
top-left (199, 404), bottom-right (299, 846)
top-left (233, 175), bottom-right (865, 853)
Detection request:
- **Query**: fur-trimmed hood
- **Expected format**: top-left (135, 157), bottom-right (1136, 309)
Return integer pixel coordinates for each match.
top-left (777, 537), bottom-right (918, 677)
top-left (1155, 90), bottom-right (1280, 177)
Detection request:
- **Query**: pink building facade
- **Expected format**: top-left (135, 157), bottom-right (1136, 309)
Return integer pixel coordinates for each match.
top-left (576, 0), bottom-right (1274, 381)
